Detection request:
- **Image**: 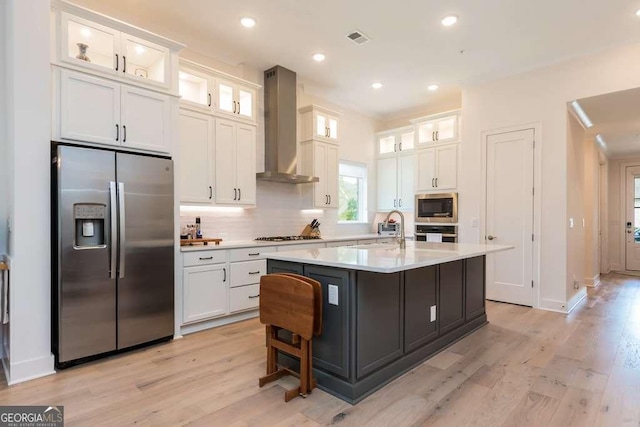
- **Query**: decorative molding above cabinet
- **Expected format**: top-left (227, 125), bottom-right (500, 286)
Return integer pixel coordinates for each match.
top-left (178, 59), bottom-right (260, 125)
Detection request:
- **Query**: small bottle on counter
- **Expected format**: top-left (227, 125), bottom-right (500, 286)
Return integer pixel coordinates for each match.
top-left (195, 217), bottom-right (202, 239)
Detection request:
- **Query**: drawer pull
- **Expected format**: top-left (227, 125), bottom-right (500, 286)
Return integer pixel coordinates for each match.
top-left (248, 253), bottom-right (260, 256)
top-left (248, 271), bottom-right (261, 275)
top-left (199, 256), bottom-right (214, 260)
top-left (248, 294), bottom-right (260, 299)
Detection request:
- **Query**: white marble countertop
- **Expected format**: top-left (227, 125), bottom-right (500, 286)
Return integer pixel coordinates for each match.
top-left (179, 234), bottom-right (388, 252)
top-left (264, 241), bottom-right (514, 273)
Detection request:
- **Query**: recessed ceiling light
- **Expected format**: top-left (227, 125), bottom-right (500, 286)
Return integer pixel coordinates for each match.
top-left (240, 17), bottom-right (256, 28)
top-left (441, 15), bottom-right (458, 26)
top-left (372, 82), bottom-right (383, 89)
top-left (80, 27), bottom-right (91, 38)
top-left (427, 84), bottom-right (439, 91)
top-left (135, 45), bottom-right (145, 54)
top-left (313, 53), bottom-right (326, 62)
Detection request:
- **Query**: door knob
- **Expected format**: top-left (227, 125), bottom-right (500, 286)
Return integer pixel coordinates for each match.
top-left (487, 235), bottom-right (497, 240)
top-left (627, 230), bottom-right (633, 234)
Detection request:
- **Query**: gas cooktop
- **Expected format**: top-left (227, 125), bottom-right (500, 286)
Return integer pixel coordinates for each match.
top-left (255, 235), bottom-right (322, 242)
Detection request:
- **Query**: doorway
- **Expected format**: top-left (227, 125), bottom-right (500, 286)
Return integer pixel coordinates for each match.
top-left (484, 128), bottom-right (535, 306)
top-left (625, 165), bottom-right (640, 270)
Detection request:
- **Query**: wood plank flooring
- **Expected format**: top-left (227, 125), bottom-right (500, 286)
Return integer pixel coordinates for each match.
top-left (1, 273), bottom-right (640, 426)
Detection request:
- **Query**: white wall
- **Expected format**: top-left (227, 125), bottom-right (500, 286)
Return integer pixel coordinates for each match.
top-left (461, 43), bottom-right (640, 312)
top-left (4, 0), bottom-right (54, 383)
top-left (0, 0), bottom-right (8, 255)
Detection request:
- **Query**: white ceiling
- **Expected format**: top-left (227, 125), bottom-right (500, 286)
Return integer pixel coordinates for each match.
top-left (72, 0), bottom-right (640, 119)
top-left (578, 88), bottom-right (640, 158)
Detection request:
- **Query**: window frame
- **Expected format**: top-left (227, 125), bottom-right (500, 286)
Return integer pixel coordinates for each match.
top-left (337, 160), bottom-right (368, 223)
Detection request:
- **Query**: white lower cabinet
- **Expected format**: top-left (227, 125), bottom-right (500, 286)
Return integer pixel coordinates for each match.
top-left (183, 263), bottom-right (228, 323)
top-left (230, 284), bottom-right (261, 313)
top-left (230, 260), bottom-right (266, 287)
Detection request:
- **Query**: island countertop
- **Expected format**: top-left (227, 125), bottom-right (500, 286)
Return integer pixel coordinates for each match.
top-left (264, 241), bottom-right (514, 273)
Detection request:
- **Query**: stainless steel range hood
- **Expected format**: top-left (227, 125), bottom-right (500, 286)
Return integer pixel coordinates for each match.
top-left (256, 66), bottom-right (319, 184)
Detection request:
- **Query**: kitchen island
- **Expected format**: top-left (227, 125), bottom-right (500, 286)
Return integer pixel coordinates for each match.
top-left (265, 241), bottom-right (513, 403)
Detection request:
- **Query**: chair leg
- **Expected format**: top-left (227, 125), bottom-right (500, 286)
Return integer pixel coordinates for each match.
top-left (308, 339), bottom-right (316, 391)
top-left (300, 338), bottom-right (309, 397)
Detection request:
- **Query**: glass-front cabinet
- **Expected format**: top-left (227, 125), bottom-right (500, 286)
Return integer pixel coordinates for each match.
top-left (378, 127), bottom-right (415, 156)
top-left (299, 105), bottom-right (342, 143)
top-left (216, 79), bottom-right (256, 122)
top-left (55, 7), bottom-right (181, 92)
top-left (413, 112), bottom-right (460, 146)
top-left (178, 70), bottom-right (211, 109)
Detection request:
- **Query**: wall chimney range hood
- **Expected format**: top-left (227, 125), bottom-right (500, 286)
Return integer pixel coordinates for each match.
top-left (256, 66), bottom-right (319, 184)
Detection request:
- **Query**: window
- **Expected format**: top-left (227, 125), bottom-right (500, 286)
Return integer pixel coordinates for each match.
top-left (338, 161), bottom-right (367, 222)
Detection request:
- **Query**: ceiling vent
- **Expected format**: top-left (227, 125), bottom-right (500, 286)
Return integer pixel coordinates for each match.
top-left (346, 30), bottom-right (370, 45)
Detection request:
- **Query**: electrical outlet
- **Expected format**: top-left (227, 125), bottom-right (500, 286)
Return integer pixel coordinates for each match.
top-left (430, 305), bottom-right (437, 322)
top-left (573, 280), bottom-right (580, 290)
top-left (328, 284), bottom-right (339, 306)
top-left (569, 218), bottom-right (574, 229)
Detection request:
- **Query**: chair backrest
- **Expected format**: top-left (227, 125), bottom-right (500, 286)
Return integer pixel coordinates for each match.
top-left (275, 273), bottom-right (322, 336)
top-left (259, 274), bottom-right (316, 340)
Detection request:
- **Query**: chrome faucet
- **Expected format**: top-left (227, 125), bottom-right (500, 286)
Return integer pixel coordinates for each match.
top-left (384, 210), bottom-right (406, 249)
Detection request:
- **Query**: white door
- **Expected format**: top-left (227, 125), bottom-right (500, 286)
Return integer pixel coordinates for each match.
top-left (625, 166), bottom-right (640, 270)
top-left (485, 129), bottom-right (535, 306)
top-left (235, 124), bottom-right (256, 205)
top-left (179, 110), bottom-right (213, 204)
top-left (313, 143), bottom-right (328, 207)
top-left (398, 154), bottom-right (415, 212)
top-left (121, 86), bottom-right (171, 153)
top-left (435, 145), bottom-right (458, 190)
top-left (326, 144), bottom-right (339, 208)
top-left (377, 157), bottom-right (397, 211)
top-left (60, 70), bottom-right (120, 146)
top-left (183, 265), bottom-right (228, 323)
top-left (215, 119), bottom-right (237, 204)
top-left (415, 149), bottom-right (436, 191)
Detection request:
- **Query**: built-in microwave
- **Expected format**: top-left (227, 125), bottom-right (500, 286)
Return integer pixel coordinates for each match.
top-left (415, 193), bottom-right (458, 223)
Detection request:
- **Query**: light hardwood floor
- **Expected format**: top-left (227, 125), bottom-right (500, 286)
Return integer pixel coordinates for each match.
top-left (2, 273), bottom-right (640, 426)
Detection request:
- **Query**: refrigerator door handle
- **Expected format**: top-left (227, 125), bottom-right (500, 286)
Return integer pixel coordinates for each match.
top-left (109, 182), bottom-right (118, 279)
top-left (118, 182), bottom-right (126, 279)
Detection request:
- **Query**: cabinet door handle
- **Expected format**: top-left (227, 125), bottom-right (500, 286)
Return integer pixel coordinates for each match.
top-left (234, 188), bottom-right (237, 201)
top-left (436, 131), bottom-right (439, 140)
top-left (325, 195), bottom-right (328, 205)
top-left (435, 178), bottom-right (438, 187)
top-left (115, 124), bottom-right (119, 141)
top-left (233, 100), bottom-right (237, 114)
top-left (115, 54), bottom-right (119, 71)
top-left (399, 142), bottom-right (402, 151)
top-left (394, 199), bottom-right (397, 208)
top-left (248, 252), bottom-right (260, 256)
top-left (248, 294), bottom-right (260, 299)
top-left (399, 199), bottom-right (402, 207)
top-left (329, 195), bottom-right (331, 205)
top-left (209, 186), bottom-right (213, 199)
top-left (432, 131), bottom-right (435, 141)
top-left (208, 93), bottom-right (212, 107)
top-left (123, 125), bottom-right (127, 143)
top-left (431, 178), bottom-right (435, 188)
top-left (223, 267), bottom-right (227, 282)
top-left (237, 102), bottom-right (241, 114)
top-left (248, 271), bottom-right (261, 275)
top-left (123, 56), bottom-right (126, 73)
top-left (199, 256), bottom-right (213, 260)
top-left (238, 188), bottom-right (241, 201)
top-left (394, 143), bottom-right (397, 152)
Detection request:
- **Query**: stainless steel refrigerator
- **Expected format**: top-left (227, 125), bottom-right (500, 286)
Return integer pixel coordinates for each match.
top-left (52, 145), bottom-right (174, 368)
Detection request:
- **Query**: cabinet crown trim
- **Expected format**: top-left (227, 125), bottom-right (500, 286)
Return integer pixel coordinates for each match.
top-left (180, 59), bottom-right (262, 89)
top-left (52, 0), bottom-right (186, 51)
top-left (376, 125), bottom-right (415, 136)
top-left (298, 104), bottom-right (343, 116)
top-left (409, 109), bottom-right (461, 124)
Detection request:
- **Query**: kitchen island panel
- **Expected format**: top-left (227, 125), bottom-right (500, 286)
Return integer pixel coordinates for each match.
top-left (404, 266), bottom-right (438, 353)
top-left (438, 260), bottom-right (465, 335)
top-left (466, 255), bottom-right (486, 321)
top-left (356, 271), bottom-right (403, 379)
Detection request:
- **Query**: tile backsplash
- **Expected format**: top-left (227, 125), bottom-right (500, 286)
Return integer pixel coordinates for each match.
top-left (180, 181), bottom-right (394, 240)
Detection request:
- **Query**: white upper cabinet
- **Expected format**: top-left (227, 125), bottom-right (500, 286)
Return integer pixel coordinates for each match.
top-left (179, 110), bottom-right (214, 204)
top-left (300, 140), bottom-right (339, 209)
top-left (52, 2), bottom-right (184, 94)
top-left (377, 127), bottom-right (414, 156)
top-left (415, 145), bottom-right (458, 192)
top-left (299, 105), bottom-right (342, 143)
top-left (376, 154), bottom-right (414, 212)
top-left (412, 112), bottom-right (460, 146)
top-left (214, 119), bottom-right (257, 206)
top-left (178, 60), bottom-right (260, 123)
top-left (57, 69), bottom-right (171, 153)
top-left (216, 79), bottom-right (257, 122)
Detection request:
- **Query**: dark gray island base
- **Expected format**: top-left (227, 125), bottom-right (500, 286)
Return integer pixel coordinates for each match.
top-left (267, 256), bottom-right (487, 404)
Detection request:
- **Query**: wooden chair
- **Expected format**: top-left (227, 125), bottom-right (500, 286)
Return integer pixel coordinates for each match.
top-left (258, 273), bottom-right (323, 401)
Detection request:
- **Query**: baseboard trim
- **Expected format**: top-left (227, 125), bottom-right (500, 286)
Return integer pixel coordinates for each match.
top-left (584, 274), bottom-right (601, 287)
top-left (567, 288), bottom-right (587, 313)
top-left (8, 354), bottom-right (55, 385)
top-left (539, 298), bottom-right (569, 313)
top-left (180, 310), bottom-right (259, 336)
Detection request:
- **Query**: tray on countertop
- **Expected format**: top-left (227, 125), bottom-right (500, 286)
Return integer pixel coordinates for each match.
top-left (180, 238), bottom-right (223, 246)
